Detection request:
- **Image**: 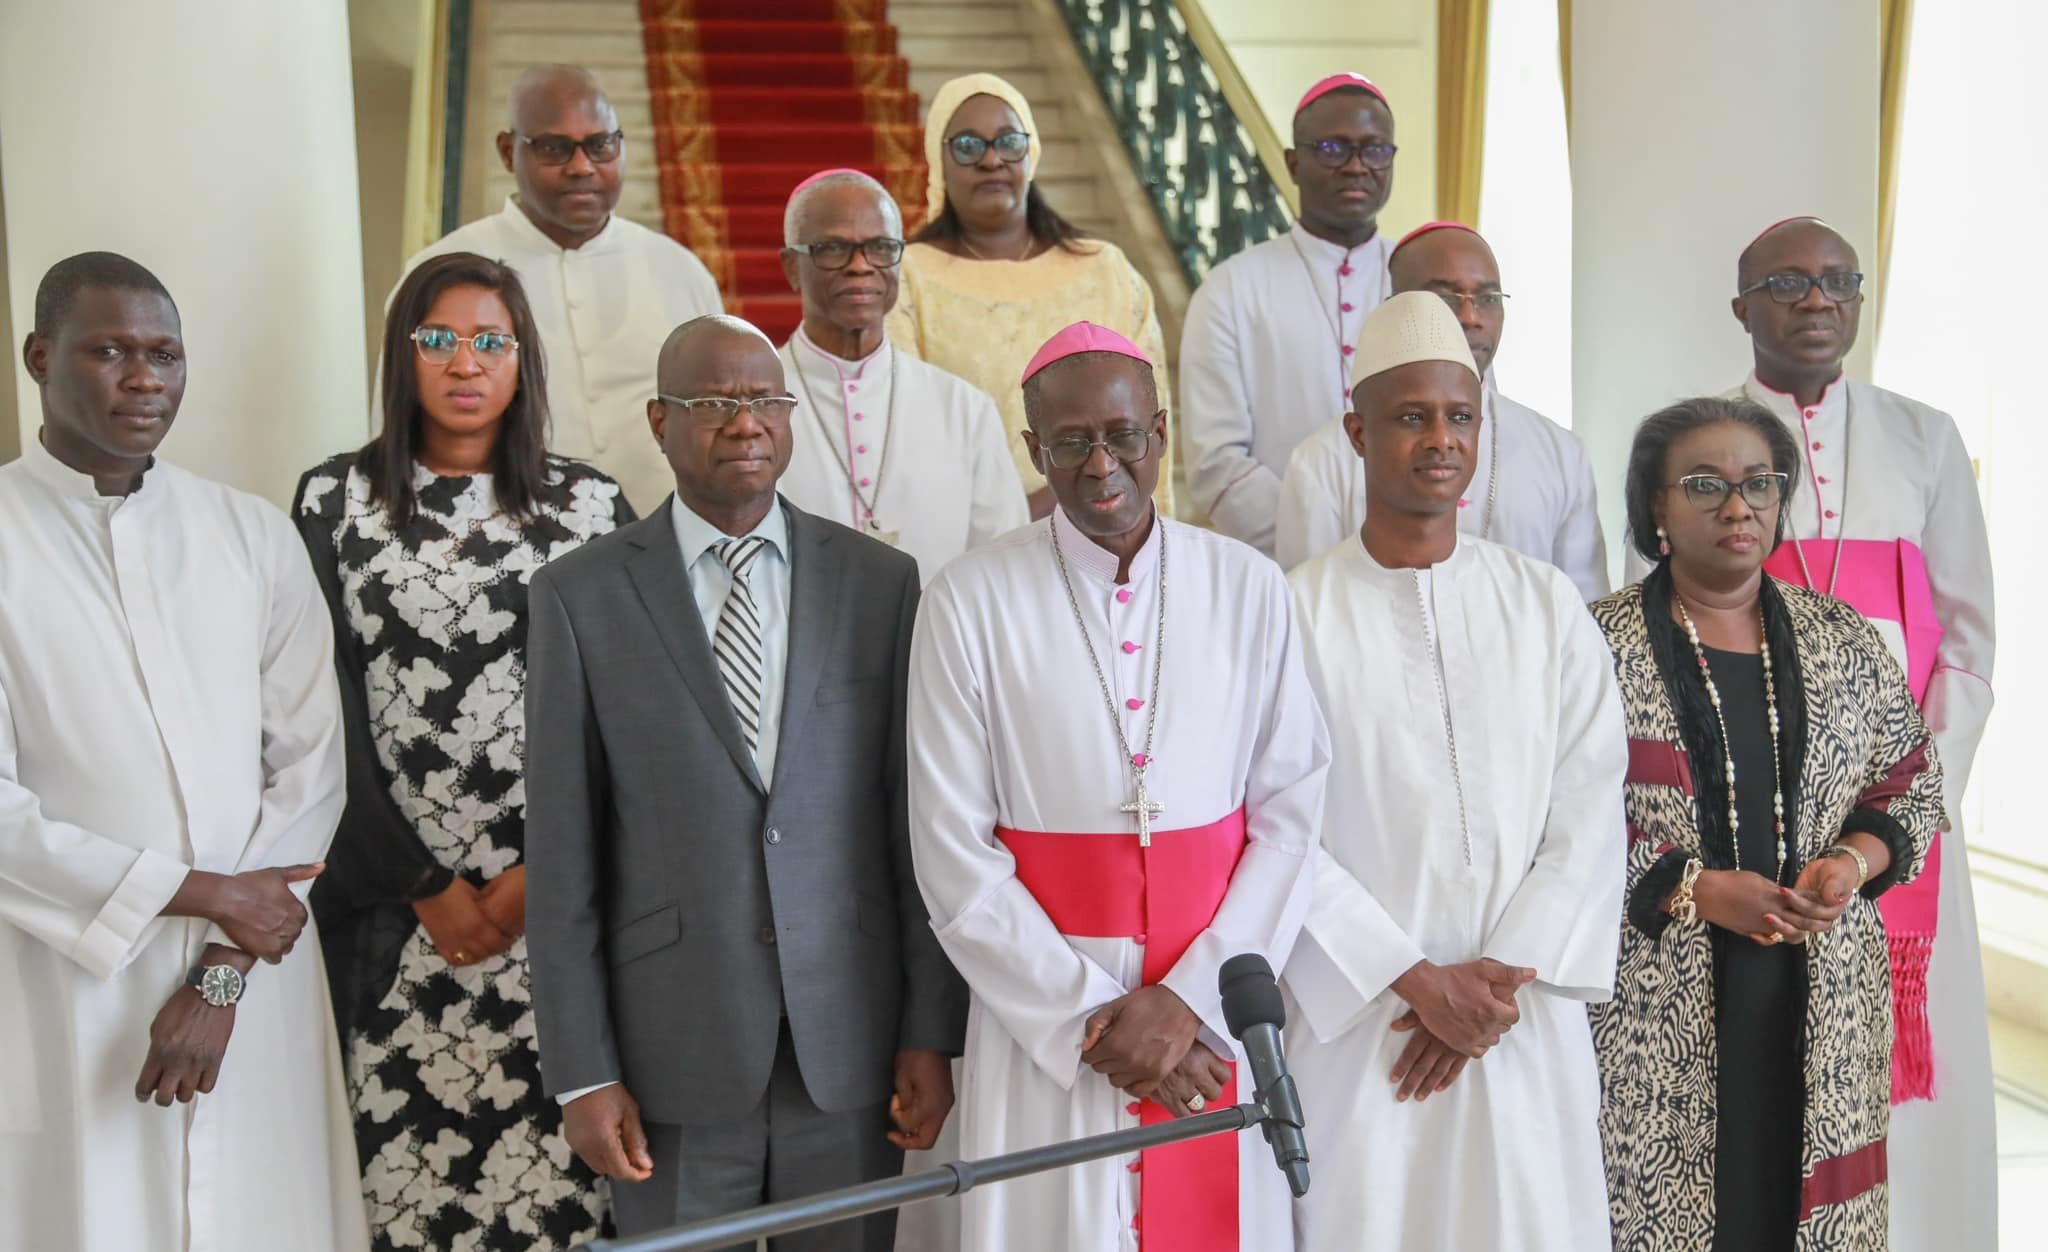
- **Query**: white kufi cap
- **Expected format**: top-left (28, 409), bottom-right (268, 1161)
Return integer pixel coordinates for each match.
top-left (1350, 290), bottom-right (1479, 388)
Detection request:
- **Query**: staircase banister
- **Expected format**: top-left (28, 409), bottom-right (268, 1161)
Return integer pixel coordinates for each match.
top-left (1169, 0), bottom-right (1299, 220)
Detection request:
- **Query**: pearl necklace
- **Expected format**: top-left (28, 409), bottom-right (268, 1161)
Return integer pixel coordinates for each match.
top-left (1675, 598), bottom-right (1788, 881)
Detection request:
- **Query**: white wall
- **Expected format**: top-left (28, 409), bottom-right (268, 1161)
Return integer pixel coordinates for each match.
top-left (1569, 0), bottom-right (1878, 574)
top-left (1204, 0), bottom-right (1438, 237)
top-left (1477, 0), bottom-right (1573, 427)
top-left (1, 0), bottom-right (370, 507)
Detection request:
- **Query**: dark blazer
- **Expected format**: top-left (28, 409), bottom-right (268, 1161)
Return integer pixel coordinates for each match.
top-left (524, 496), bottom-right (965, 1125)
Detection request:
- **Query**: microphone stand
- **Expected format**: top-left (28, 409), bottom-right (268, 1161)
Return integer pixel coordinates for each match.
top-left (585, 1101), bottom-right (1271, 1251)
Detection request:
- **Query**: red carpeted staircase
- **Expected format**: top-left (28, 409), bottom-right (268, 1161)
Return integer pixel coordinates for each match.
top-left (638, 0), bottom-right (929, 343)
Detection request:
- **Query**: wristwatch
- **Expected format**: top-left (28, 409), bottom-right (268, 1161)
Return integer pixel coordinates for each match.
top-left (187, 963), bottom-right (246, 1008)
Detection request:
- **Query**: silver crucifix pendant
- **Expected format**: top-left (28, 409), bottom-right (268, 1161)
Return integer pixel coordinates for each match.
top-left (866, 519), bottom-right (901, 546)
top-left (1120, 770), bottom-right (1165, 847)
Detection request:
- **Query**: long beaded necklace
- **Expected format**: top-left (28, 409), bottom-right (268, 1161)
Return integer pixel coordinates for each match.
top-left (1674, 597), bottom-right (1788, 880)
top-left (1051, 513), bottom-right (1170, 846)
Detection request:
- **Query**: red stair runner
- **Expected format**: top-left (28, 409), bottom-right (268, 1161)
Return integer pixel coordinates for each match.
top-left (639, 0), bottom-right (929, 343)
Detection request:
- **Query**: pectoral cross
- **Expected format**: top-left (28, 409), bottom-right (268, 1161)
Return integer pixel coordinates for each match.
top-left (1120, 771), bottom-right (1165, 848)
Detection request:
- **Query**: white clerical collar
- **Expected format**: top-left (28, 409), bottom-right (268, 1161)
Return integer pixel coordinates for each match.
top-left (791, 323), bottom-right (891, 383)
top-left (1289, 219), bottom-right (1384, 265)
top-left (670, 493), bottom-right (790, 568)
top-left (499, 194), bottom-right (620, 255)
top-left (1051, 500), bottom-right (1162, 587)
top-left (1745, 370), bottom-right (1848, 420)
top-left (22, 426), bottom-right (158, 503)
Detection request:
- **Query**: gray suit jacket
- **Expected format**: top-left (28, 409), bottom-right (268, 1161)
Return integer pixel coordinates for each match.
top-left (525, 496), bottom-right (966, 1124)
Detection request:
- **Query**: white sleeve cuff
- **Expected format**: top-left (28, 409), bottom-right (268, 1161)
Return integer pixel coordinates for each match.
top-left (555, 1080), bottom-right (619, 1107)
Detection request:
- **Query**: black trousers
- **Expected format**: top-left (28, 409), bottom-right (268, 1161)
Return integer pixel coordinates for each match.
top-left (609, 1023), bottom-right (903, 1252)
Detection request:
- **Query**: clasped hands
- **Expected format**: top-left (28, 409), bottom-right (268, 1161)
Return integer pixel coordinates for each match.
top-left (1691, 857), bottom-right (1861, 947)
top-left (413, 866), bottom-right (527, 967)
top-left (1384, 957), bottom-right (1538, 1104)
top-left (137, 862), bottom-right (328, 1107)
top-left (1080, 985), bottom-right (1229, 1119)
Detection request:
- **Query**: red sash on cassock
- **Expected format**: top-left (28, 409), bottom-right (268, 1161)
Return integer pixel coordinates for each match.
top-left (997, 809), bottom-right (1247, 1252)
top-left (1765, 537), bottom-right (1944, 1103)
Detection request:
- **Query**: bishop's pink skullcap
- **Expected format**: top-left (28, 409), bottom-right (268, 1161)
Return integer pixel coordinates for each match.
top-left (1021, 321), bottom-right (1153, 386)
top-left (1393, 220), bottom-right (1481, 256)
top-left (1296, 72), bottom-right (1389, 116)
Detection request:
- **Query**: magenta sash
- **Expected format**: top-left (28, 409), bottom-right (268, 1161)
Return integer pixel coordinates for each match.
top-left (1765, 537), bottom-right (1943, 1102)
top-left (998, 810), bottom-right (1246, 1252)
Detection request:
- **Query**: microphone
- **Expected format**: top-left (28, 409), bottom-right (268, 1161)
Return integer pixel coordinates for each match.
top-left (1219, 953), bottom-right (1310, 1197)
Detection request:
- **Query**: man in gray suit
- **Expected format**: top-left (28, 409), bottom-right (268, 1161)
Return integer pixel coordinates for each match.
top-left (524, 314), bottom-right (966, 1247)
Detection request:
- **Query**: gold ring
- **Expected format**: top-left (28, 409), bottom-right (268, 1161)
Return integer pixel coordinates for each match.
top-left (1764, 934), bottom-right (1784, 946)
top-left (1187, 1093), bottom-right (1206, 1112)
top-left (452, 950), bottom-right (467, 963)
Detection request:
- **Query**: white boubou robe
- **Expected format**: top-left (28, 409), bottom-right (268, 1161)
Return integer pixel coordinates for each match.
top-left (778, 328), bottom-right (1028, 586)
top-left (1275, 382), bottom-right (1610, 599)
top-left (0, 435), bottom-right (364, 1251)
top-left (908, 508), bottom-right (1330, 1251)
top-left (1180, 221), bottom-right (1394, 554)
top-left (377, 196), bottom-right (725, 516)
top-left (1624, 374), bottom-right (1998, 1252)
top-left (1285, 536), bottom-right (1626, 1252)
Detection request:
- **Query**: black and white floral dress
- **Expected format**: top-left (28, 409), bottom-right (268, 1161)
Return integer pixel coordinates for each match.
top-left (294, 454), bottom-right (632, 1251)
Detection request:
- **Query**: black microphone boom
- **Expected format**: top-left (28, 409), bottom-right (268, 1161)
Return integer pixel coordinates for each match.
top-left (1220, 952), bottom-right (1311, 1197)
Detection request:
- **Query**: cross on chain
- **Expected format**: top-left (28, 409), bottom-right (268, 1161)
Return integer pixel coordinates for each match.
top-left (1120, 769), bottom-right (1165, 848)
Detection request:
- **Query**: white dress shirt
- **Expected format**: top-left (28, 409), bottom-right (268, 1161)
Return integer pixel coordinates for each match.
top-left (378, 196), bottom-right (725, 516)
top-left (1180, 221), bottom-right (1395, 553)
top-left (777, 327), bottom-right (1026, 584)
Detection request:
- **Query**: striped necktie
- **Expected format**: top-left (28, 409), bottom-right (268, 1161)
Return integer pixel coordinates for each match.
top-left (711, 536), bottom-right (769, 755)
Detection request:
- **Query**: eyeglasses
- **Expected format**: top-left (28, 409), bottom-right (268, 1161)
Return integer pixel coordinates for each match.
top-left (1039, 429), bottom-right (1158, 471)
top-left (1434, 290), bottom-right (1510, 314)
top-left (947, 130), bottom-right (1032, 165)
top-left (658, 393), bottom-right (800, 427)
top-left (786, 236), bottom-right (906, 270)
top-left (1669, 472), bottom-right (1790, 511)
top-left (413, 326), bottom-right (519, 367)
top-left (1299, 139), bottom-right (1397, 171)
top-left (1738, 271), bottom-right (1864, 305)
top-left (516, 129), bottom-right (625, 166)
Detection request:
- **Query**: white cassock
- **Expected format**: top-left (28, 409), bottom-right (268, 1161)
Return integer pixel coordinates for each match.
top-left (1622, 374), bottom-right (1999, 1251)
top-left (778, 328), bottom-right (1028, 586)
top-left (1180, 222), bottom-right (1393, 554)
top-left (0, 435), bottom-right (364, 1251)
top-left (376, 196), bottom-right (725, 516)
top-left (1274, 382), bottom-right (1609, 598)
top-left (1285, 536), bottom-right (1626, 1252)
top-left (908, 508), bottom-right (1329, 1251)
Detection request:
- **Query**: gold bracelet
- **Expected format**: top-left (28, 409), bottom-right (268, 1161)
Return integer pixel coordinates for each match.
top-left (1668, 857), bottom-right (1705, 924)
top-left (1819, 842), bottom-right (1871, 886)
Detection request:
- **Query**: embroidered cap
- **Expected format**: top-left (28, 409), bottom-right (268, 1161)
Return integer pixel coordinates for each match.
top-left (1351, 291), bottom-right (1478, 388)
top-left (1022, 321), bottom-right (1153, 386)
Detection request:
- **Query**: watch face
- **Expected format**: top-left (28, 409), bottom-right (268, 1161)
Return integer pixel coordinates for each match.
top-left (199, 965), bottom-right (244, 1007)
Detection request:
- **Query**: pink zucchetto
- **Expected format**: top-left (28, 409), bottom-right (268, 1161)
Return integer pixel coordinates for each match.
top-left (1392, 220), bottom-right (1480, 256)
top-left (1020, 321), bottom-right (1153, 386)
top-left (1295, 72), bottom-right (1389, 116)
top-left (1746, 215), bottom-right (1832, 250)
